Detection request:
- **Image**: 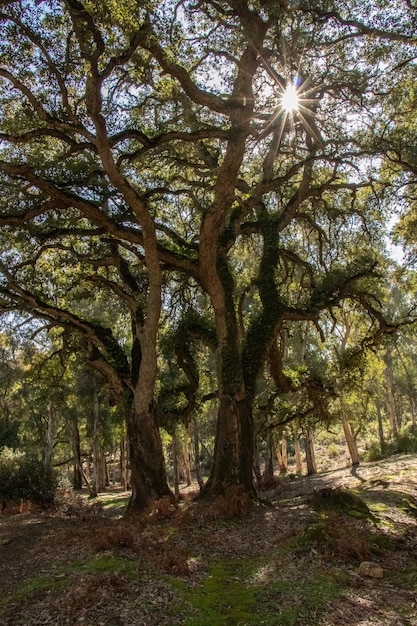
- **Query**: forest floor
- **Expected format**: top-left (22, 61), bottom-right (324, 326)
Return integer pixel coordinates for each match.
top-left (0, 454), bottom-right (416, 626)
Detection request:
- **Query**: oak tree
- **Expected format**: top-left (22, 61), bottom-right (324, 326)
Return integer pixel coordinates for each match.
top-left (1, 0), bottom-right (415, 507)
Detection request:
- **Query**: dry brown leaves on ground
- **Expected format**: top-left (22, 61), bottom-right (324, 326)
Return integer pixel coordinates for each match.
top-left (0, 454), bottom-right (416, 626)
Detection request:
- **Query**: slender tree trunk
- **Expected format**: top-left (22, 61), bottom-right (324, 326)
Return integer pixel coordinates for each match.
top-left (44, 401), bottom-right (56, 471)
top-left (384, 353), bottom-right (398, 438)
top-left (253, 438), bottom-right (262, 482)
top-left (342, 415), bottom-right (360, 466)
top-left (72, 416), bottom-right (83, 490)
top-left (376, 403), bottom-right (386, 454)
top-left (264, 432), bottom-right (274, 479)
top-left (183, 425), bottom-right (192, 487)
top-left (120, 433), bottom-right (128, 490)
top-left (193, 421), bottom-right (204, 490)
top-left (275, 440), bottom-right (286, 474)
top-left (101, 454), bottom-right (108, 487)
top-left (409, 397), bottom-right (416, 425)
top-left (172, 428), bottom-right (180, 498)
top-left (91, 376), bottom-right (106, 497)
top-left (294, 434), bottom-right (303, 474)
top-left (85, 453), bottom-right (91, 484)
top-left (280, 437), bottom-right (288, 474)
top-left (305, 428), bottom-right (317, 476)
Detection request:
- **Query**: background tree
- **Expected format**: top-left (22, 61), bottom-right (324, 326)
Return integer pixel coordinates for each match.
top-left (0, 320), bottom-right (26, 449)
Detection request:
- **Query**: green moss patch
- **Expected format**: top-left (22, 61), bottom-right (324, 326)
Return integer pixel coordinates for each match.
top-left (387, 566), bottom-right (417, 590)
top-left (171, 559), bottom-right (343, 625)
top-left (2, 553), bottom-right (139, 608)
top-left (3, 574), bottom-right (67, 605)
top-left (401, 497), bottom-right (417, 518)
top-left (79, 553), bottom-right (139, 578)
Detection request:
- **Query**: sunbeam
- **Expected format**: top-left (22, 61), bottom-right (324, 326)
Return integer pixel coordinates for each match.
top-left (281, 83), bottom-right (299, 112)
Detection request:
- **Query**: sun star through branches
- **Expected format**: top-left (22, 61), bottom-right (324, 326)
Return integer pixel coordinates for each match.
top-left (281, 83), bottom-right (299, 112)
top-left (256, 73), bottom-right (324, 149)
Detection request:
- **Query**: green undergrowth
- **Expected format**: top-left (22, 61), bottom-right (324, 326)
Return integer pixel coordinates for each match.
top-left (3, 574), bottom-right (67, 605)
top-left (387, 565), bottom-right (417, 590)
top-left (101, 495), bottom-right (130, 510)
top-left (367, 501), bottom-right (389, 513)
top-left (401, 497), bottom-right (417, 518)
top-left (2, 553), bottom-right (139, 607)
top-left (170, 558), bottom-right (344, 625)
top-left (285, 507), bottom-right (401, 564)
top-left (79, 553), bottom-right (139, 577)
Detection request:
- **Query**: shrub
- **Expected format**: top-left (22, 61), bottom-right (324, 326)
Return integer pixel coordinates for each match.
top-left (365, 426), bottom-right (417, 462)
top-left (365, 441), bottom-right (384, 462)
top-left (54, 480), bottom-right (103, 517)
top-left (0, 446), bottom-right (23, 504)
top-left (0, 447), bottom-right (57, 509)
top-left (327, 443), bottom-right (341, 458)
top-left (393, 425), bottom-right (417, 454)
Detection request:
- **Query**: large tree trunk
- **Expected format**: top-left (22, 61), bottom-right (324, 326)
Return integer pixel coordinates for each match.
top-left (205, 393), bottom-right (254, 495)
top-left (201, 271), bottom-right (255, 496)
top-left (85, 60), bottom-right (171, 513)
top-left (197, 13), bottom-right (268, 498)
top-left (125, 392), bottom-right (172, 513)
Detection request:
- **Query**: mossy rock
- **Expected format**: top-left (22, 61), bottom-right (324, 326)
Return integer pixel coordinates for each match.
top-left (311, 488), bottom-right (371, 518)
top-left (289, 511), bottom-right (375, 563)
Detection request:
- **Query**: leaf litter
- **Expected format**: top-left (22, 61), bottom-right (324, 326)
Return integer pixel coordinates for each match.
top-left (0, 454), bottom-right (416, 625)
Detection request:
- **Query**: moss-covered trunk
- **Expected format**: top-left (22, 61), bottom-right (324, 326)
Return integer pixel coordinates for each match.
top-left (206, 387), bottom-right (254, 494)
top-left (204, 280), bottom-right (255, 495)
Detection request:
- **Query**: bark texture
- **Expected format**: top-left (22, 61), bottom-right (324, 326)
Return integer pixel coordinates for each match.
top-left (126, 404), bottom-right (172, 513)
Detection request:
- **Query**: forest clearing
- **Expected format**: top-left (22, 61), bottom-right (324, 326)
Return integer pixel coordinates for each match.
top-left (1, 1), bottom-right (417, 623)
top-left (1, 453), bottom-right (416, 626)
